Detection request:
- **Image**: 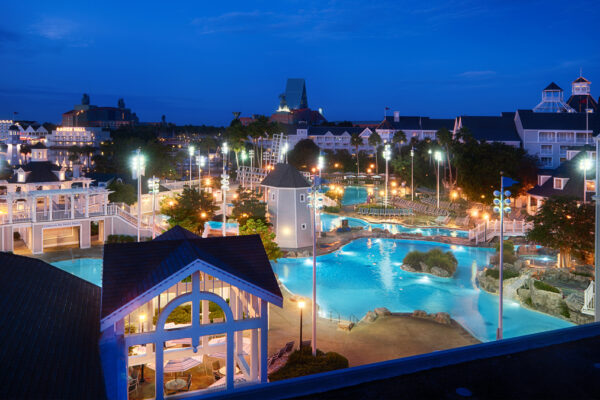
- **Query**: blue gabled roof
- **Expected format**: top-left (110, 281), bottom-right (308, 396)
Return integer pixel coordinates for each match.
top-left (101, 227), bottom-right (283, 319)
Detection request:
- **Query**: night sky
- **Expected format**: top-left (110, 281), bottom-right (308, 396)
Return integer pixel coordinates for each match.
top-left (1, 0), bottom-right (598, 125)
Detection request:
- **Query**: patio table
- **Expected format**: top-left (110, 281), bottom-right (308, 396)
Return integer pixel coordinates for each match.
top-left (165, 378), bottom-right (186, 392)
top-left (218, 366), bottom-right (240, 376)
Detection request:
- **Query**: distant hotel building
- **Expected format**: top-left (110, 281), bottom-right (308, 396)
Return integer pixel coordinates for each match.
top-left (62, 93), bottom-right (139, 128)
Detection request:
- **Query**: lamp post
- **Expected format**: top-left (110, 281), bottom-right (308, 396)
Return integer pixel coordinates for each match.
top-left (130, 149), bottom-right (145, 242)
top-left (196, 155), bottom-right (206, 192)
top-left (307, 185), bottom-right (323, 357)
top-left (249, 149), bottom-right (255, 191)
top-left (493, 176), bottom-right (513, 340)
top-left (410, 147), bottom-right (414, 202)
top-left (221, 142), bottom-right (229, 237)
top-left (298, 300), bottom-right (305, 349)
top-left (580, 155), bottom-right (592, 204)
top-left (241, 150), bottom-right (248, 188)
top-left (148, 176), bottom-right (159, 239)
top-left (434, 150), bottom-right (443, 208)
top-left (383, 144), bottom-right (391, 210)
top-left (188, 145), bottom-right (195, 187)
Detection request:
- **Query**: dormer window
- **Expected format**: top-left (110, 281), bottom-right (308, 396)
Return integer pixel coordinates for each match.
top-left (538, 175), bottom-right (550, 186)
top-left (553, 178), bottom-right (568, 190)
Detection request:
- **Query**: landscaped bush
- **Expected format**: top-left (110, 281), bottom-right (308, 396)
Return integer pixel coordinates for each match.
top-left (268, 346), bottom-right (349, 381)
top-left (485, 268), bottom-right (520, 280)
top-left (403, 248), bottom-right (458, 276)
top-left (323, 206), bottom-right (341, 213)
top-left (107, 234), bottom-right (135, 243)
top-left (152, 300), bottom-right (230, 325)
top-left (491, 240), bottom-right (518, 265)
top-left (533, 280), bottom-right (560, 294)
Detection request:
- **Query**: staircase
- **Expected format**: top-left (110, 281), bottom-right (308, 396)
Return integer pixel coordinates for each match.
top-left (469, 219), bottom-right (533, 243)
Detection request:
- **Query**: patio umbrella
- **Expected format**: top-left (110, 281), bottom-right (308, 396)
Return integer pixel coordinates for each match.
top-left (163, 357), bottom-right (202, 373)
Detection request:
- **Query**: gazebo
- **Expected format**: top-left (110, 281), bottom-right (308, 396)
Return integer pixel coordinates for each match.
top-left (99, 226), bottom-right (283, 399)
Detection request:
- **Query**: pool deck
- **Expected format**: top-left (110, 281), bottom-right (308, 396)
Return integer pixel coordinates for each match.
top-left (268, 285), bottom-right (480, 367)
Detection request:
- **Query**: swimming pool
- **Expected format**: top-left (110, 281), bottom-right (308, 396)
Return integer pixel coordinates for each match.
top-left (341, 186), bottom-right (368, 205)
top-left (52, 258), bottom-right (103, 286)
top-left (320, 213), bottom-right (468, 238)
top-left (272, 238), bottom-right (573, 342)
top-left (206, 221), bottom-right (239, 230)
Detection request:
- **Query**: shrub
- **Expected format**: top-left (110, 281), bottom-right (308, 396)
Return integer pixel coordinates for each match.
top-left (107, 234), bottom-right (135, 243)
top-left (494, 240), bottom-right (515, 254)
top-left (524, 297), bottom-right (533, 307)
top-left (485, 268), bottom-right (519, 280)
top-left (533, 280), bottom-right (560, 294)
top-left (403, 248), bottom-right (458, 275)
top-left (153, 300), bottom-right (229, 325)
top-left (323, 206), bottom-right (341, 213)
top-left (268, 346), bottom-right (349, 381)
top-left (125, 324), bottom-right (136, 334)
top-left (571, 271), bottom-right (593, 278)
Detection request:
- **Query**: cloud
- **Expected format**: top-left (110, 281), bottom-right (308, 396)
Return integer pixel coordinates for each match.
top-left (458, 70), bottom-right (496, 78)
top-left (29, 17), bottom-right (79, 40)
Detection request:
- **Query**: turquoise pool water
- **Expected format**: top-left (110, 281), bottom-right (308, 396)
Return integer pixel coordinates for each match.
top-left (52, 258), bottom-right (103, 286)
top-left (207, 221), bottom-right (239, 230)
top-left (341, 186), bottom-right (368, 205)
top-left (272, 238), bottom-right (573, 342)
top-left (320, 213), bottom-right (468, 238)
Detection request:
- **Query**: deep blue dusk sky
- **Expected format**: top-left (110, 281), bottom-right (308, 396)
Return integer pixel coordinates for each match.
top-left (1, 1), bottom-right (598, 125)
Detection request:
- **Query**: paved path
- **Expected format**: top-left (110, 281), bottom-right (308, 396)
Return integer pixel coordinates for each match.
top-left (268, 289), bottom-right (479, 367)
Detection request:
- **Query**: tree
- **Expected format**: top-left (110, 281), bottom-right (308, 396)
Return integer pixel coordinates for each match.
top-left (108, 181), bottom-right (137, 205)
top-left (350, 133), bottom-right (363, 175)
top-left (392, 130), bottom-right (406, 147)
top-left (288, 139), bottom-right (320, 170)
top-left (526, 196), bottom-right (594, 268)
top-left (232, 189), bottom-right (267, 225)
top-left (436, 127), bottom-right (455, 189)
top-left (391, 140), bottom-right (437, 190)
top-left (160, 187), bottom-right (218, 234)
top-left (367, 131), bottom-right (382, 174)
top-left (240, 218), bottom-right (283, 261)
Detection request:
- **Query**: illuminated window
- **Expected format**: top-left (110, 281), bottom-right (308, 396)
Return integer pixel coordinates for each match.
top-left (553, 178), bottom-right (567, 190)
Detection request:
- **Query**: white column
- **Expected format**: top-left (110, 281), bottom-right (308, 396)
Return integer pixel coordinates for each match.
top-left (260, 299), bottom-right (268, 383)
top-left (7, 194), bottom-right (12, 223)
top-left (31, 197), bottom-right (36, 222)
top-left (49, 195), bottom-right (53, 221)
top-left (70, 195), bottom-right (74, 219)
top-left (85, 193), bottom-right (89, 218)
top-left (250, 328), bottom-right (259, 381)
top-left (104, 194), bottom-right (108, 215)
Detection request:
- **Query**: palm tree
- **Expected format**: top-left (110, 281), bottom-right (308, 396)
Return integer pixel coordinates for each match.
top-left (392, 130), bottom-right (407, 149)
top-left (350, 133), bottom-right (363, 176)
top-left (368, 131), bottom-right (382, 173)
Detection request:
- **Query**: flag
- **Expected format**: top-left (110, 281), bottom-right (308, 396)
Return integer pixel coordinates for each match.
top-left (502, 177), bottom-right (519, 187)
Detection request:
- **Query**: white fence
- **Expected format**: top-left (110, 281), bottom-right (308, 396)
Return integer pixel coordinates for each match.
top-left (582, 281), bottom-right (595, 316)
top-left (469, 219), bottom-right (533, 243)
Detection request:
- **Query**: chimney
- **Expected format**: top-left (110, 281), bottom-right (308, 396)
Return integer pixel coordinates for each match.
top-left (394, 111), bottom-right (400, 122)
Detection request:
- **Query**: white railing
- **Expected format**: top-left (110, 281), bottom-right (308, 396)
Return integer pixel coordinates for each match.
top-left (582, 281), bottom-right (594, 316)
top-left (468, 219), bottom-right (533, 243)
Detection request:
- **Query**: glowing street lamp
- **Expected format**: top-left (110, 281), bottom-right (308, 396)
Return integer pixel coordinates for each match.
top-left (493, 174), bottom-right (517, 340)
top-left (130, 149), bottom-right (145, 242)
top-left (579, 155), bottom-right (593, 204)
top-left (196, 155), bottom-right (206, 191)
top-left (434, 150), bottom-right (443, 208)
top-left (221, 143), bottom-right (229, 237)
top-left (148, 176), bottom-right (160, 239)
top-left (383, 144), bottom-right (391, 210)
top-left (249, 149), bottom-right (255, 190)
top-left (188, 145), bottom-right (195, 187)
top-left (307, 186), bottom-right (324, 357)
top-left (410, 147), bottom-right (415, 201)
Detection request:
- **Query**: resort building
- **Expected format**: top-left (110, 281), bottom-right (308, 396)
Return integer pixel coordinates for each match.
top-left (285, 124), bottom-right (373, 153)
top-left (46, 126), bottom-right (110, 169)
top-left (453, 113), bottom-right (522, 147)
top-left (374, 112), bottom-right (455, 143)
top-left (533, 82), bottom-right (575, 113)
top-left (514, 109), bottom-right (598, 169)
top-left (0, 143), bottom-right (150, 253)
top-left (526, 146), bottom-right (595, 214)
top-left (261, 163), bottom-right (312, 249)
top-left (100, 226), bottom-right (283, 399)
top-left (62, 93), bottom-right (139, 128)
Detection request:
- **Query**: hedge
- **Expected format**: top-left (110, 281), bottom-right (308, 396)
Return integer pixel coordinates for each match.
top-left (107, 234), bottom-right (136, 243)
top-left (403, 248), bottom-right (458, 276)
top-left (533, 280), bottom-right (560, 294)
top-left (485, 268), bottom-right (520, 280)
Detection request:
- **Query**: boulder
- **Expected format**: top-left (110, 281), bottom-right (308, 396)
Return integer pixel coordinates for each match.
top-left (514, 259), bottom-right (524, 271)
top-left (338, 321), bottom-right (354, 331)
top-left (565, 292), bottom-right (584, 312)
top-left (530, 287), bottom-right (564, 316)
top-left (361, 310), bottom-right (378, 323)
top-left (431, 267), bottom-right (450, 278)
top-left (433, 312), bottom-right (451, 325)
top-left (402, 264), bottom-right (417, 273)
top-left (412, 310), bottom-right (428, 318)
top-left (374, 307), bottom-right (392, 317)
top-left (419, 262), bottom-right (430, 273)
